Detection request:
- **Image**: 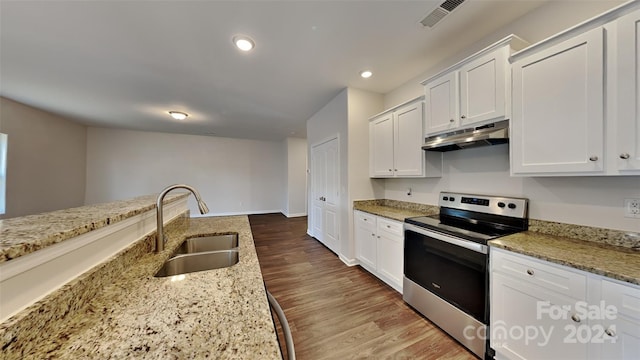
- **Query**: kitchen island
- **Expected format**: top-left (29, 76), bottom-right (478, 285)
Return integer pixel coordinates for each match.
top-left (0, 196), bottom-right (280, 359)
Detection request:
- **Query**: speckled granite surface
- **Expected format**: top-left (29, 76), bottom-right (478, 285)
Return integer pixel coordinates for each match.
top-left (0, 193), bottom-right (188, 262)
top-left (0, 215), bottom-right (280, 359)
top-left (353, 199), bottom-right (438, 221)
top-left (490, 232), bottom-right (640, 285)
top-left (529, 219), bottom-right (640, 249)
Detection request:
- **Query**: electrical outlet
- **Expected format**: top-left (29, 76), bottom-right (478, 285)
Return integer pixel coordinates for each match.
top-left (624, 198), bottom-right (640, 218)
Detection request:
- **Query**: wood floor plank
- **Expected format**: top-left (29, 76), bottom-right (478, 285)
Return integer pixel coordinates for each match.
top-left (250, 213), bottom-right (477, 360)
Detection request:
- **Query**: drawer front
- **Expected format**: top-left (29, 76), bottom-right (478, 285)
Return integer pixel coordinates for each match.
top-left (377, 217), bottom-right (404, 237)
top-left (355, 211), bottom-right (376, 230)
top-left (491, 248), bottom-right (586, 299)
top-left (601, 279), bottom-right (640, 321)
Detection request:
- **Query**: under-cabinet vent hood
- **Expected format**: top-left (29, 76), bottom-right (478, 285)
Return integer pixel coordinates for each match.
top-left (422, 120), bottom-right (509, 152)
top-left (419, 0), bottom-right (467, 28)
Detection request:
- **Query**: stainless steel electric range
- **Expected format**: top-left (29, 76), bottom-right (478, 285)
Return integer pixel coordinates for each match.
top-left (403, 192), bottom-right (529, 359)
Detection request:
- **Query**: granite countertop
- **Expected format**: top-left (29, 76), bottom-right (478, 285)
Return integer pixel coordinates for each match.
top-left (0, 193), bottom-right (188, 262)
top-left (2, 215), bottom-right (281, 359)
top-left (353, 199), bottom-right (438, 222)
top-left (490, 232), bottom-right (640, 286)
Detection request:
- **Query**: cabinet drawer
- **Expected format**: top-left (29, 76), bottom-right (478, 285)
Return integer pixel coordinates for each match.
top-left (491, 249), bottom-right (586, 299)
top-left (601, 279), bottom-right (640, 321)
top-left (355, 211), bottom-right (377, 229)
top-left (377, 218), bottom-right (403, 237)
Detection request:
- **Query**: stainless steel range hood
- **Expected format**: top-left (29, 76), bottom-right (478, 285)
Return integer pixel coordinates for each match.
top-left (422, 120), bottom-right (509, 152)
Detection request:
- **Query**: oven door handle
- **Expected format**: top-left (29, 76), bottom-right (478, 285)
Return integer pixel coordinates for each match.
top-left (404, 223), bottom-right (488, 254)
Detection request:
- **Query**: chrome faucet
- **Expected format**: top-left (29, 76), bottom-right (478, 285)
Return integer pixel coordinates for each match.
top-left (156, 184), bottom-right (209, 252)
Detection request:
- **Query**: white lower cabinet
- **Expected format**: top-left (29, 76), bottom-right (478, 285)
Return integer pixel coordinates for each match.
top-left (354, 211), bottom-right (377, 271)
top-left (595, 280), bottom-right (640, 359)
top-left (354, 210), bottom-right (403, 293)
top-left (491, 247), bottom-right (640, 360)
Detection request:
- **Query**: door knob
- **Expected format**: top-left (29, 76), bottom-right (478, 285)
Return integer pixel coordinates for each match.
top-left (620, 153), bottom-right (630, 159)
top-left (589, 156), bottom-right (598, 162)
top-left (461, 115), bottom-right (466, 119)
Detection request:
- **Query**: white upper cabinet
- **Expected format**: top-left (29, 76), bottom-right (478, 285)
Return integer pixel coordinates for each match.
top-left (459, 46), bottom-right (508, 126)
top-left (510, 2), bottom-right (640, 176)
top-left (423, 35), bottom-right (527, 136)
top-left (424, 72), bottom-right (459, 134)
top-left (369, 97), bottom-right (442, 178)
top-left (370, 113), bottom-right (395, 177)
top-left (616, 9), bottom-right (640, 172)
top-left (393, 101), bottom-right (427, 177)
top-left (511, 28), bottom-right (605, 175)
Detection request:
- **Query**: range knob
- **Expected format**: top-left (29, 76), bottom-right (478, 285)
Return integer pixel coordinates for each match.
top-left (443, 196), bottom-right (449, 201)
top-left (497, 202), bottom-right (506, 208)
top-left (508, 203), bottom-right (517, 209)
top-left (449, 197), bottom-right (455, 201)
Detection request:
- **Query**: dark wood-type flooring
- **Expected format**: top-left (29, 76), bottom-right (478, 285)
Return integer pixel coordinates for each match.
top-left (249, 213), bottom-right (477, 360)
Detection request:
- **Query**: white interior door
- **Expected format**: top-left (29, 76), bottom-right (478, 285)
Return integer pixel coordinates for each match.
top-left (311, 143), bottom-right (325, 242)
top-left (310, 137), bottom-right (340, 254)
top-left (322, 138), bottom-right (339, 253)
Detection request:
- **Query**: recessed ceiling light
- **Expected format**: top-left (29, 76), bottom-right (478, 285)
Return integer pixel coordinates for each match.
top-left (360, 70), bottom-right (373, 79)
top-left (168, 111), bottom-right (188, 120)
top-left (233, 35), bottom-right (255, 52)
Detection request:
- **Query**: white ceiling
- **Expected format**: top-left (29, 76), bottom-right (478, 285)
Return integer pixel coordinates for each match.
top-left (0, 0), bottom-right (550, 141)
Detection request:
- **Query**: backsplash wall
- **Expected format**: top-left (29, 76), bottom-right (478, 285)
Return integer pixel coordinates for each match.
top-left (382, 145), bottom-right (640, 233)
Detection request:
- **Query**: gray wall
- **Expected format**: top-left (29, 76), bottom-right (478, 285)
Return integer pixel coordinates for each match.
top-left (85, 127), bottom-right (287, 217)
top-left (0, 97), bottom-right (87, 218)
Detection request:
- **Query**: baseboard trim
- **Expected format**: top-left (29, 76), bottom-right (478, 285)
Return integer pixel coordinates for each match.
top-left (284, 212), bottom-right (307, 218)
top-left (339, 255), bottom-right (359, 267)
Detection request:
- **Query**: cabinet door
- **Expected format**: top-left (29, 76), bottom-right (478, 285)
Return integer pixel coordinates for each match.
top-left (354, 211), bottom-right (377, 272)
top-left (597, 279), bottom-right (640, 360)
top-left (459, 46), bottom-right (508, 126)
top-left (370, 113), bottom-right (394, 177)
top-left (511, 27), bottom-right (605, 175)
top-left (376, 219), bottom-right (404, 292)
top-left (491, 272), bottom-right (588, 360)
top-left (393, 101), bottom-right (425, 177)
top-left (617, 9), bottom-right (640, 172)
top-left (599, 317), bottom-right (640, 360)
top-left (424, 71), bottom-right (459, 135)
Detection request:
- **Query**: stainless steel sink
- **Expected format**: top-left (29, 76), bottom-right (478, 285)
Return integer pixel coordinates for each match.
top-left (154, 250), bottom-right (239, 277)
top-left (173, 234), bottom-right (239, 255)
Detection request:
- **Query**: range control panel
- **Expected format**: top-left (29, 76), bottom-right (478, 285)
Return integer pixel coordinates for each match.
top-left (439, 192), bottom-right (528, 218)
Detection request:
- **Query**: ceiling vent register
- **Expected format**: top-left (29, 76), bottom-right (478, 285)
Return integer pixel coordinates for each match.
top-left (419, 0), bottom-right (467, 28)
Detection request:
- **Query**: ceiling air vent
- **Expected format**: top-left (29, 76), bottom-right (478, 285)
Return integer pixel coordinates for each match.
top-left (419, 0), bottom-right (467, 28)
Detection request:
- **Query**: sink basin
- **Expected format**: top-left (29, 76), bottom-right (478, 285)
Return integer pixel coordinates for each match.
top-left (173, 234), bottom-right (239, 255)
top-left (154, 250), bottom-right (239, 277)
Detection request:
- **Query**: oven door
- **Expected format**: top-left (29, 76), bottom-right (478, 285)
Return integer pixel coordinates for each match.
top-left (404, 223), bottom-right (488, 323)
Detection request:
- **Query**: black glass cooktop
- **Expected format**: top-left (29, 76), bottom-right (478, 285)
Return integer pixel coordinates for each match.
top-left (405, 210), bottom-right (526, 245)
